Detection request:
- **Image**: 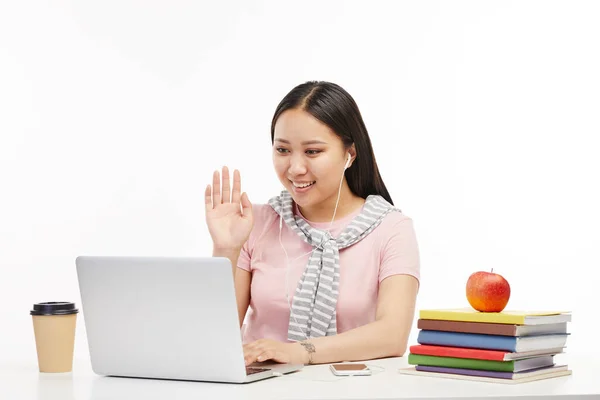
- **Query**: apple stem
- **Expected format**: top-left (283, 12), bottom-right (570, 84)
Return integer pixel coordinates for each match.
top-left (491, 268), bottom-right (494, 273)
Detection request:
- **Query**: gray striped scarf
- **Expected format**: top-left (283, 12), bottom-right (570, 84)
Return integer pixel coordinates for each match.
top-left (268, 190), bottom-right (400, 341)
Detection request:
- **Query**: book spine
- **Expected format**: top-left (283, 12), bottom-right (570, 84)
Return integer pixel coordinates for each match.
top-left (417, 319), bottom-right (517, 336)
top-left (419, 311), bottom-right (524, 324)
top-left (415, 365), bottom-right (514, 379)
top-left (410, 344), bottom-right (508, 361)
top-left (418, 330), bottom-right (517, 352)
top-left (408, 354), bottom-right (515, 372)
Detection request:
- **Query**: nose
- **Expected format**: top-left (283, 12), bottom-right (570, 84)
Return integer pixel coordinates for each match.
top-left (288, 155), bottom-right (308, 176)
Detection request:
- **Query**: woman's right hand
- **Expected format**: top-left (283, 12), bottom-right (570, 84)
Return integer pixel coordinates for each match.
top-left (205, 166), bottom-right (254, 252)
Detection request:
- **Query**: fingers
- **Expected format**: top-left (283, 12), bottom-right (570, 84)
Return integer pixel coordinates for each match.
top-left (256, 350), bottom-right (275, 362)
top-left (245, 351), bottom-right (270, 365)
top-left (244, 349), bottom-right (258, 365)
top-left (204, 184), bottom-right (212, 212)
top-left (248, 349), bottom-right (287, 365)
top-left (242, 340), bottom-right (289, 365)
top-left (212, 170), bottom-right (221, 205)
top-left (221, 166), bottom-right (231, 203)
top-left (241, 192), bottom-right (252, 217)
top-left (243, 341), bottom-right (265, 365)
top-left (243, 341), bottom-right (262, 354)
top-left (256, 350), bottom-right (274, 363)
top-left (209, 167), bottom-right (241, 207)
top-left (232, 169), bottom-right (241, 204)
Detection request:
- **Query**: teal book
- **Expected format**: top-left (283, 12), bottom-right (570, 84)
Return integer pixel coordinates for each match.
top-left (417, 330), bottom-right (569, 352)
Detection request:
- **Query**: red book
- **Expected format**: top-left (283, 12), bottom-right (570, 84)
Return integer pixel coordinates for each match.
top-left (409, 344), bottom-right (564, 361)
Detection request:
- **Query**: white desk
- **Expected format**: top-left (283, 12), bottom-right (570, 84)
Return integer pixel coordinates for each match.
top-left (1, 354), bottom-right (599, 400)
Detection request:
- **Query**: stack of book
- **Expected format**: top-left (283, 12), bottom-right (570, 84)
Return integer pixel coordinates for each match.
top-left (399, 308), bottom-right (572, 384)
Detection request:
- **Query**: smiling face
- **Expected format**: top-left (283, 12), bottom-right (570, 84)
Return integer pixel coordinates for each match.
top-left (272, 108), bottom-right (355, 216)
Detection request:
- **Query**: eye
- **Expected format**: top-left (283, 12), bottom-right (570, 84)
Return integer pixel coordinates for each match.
top-left (306, 149), bottom-right (322, 155)
top-left (275, 147), bottom-right (289, 154)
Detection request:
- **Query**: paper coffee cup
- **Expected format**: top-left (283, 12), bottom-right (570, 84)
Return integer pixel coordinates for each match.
top-left (30, 302), bottom-right (78, 373)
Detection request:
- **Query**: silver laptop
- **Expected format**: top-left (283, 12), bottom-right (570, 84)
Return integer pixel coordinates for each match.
top-left (75, 255), bottom-right (303, 383)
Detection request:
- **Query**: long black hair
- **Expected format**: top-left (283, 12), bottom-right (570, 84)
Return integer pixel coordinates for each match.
top-left (270, 81), bottom-right (394, 205)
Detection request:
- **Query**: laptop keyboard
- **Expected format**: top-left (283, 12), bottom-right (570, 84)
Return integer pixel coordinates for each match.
top-left (246, 367), bottom-right (270, 375)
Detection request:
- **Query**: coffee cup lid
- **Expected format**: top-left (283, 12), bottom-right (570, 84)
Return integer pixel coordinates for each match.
top-left (30, 302), bottom-right (79, 316)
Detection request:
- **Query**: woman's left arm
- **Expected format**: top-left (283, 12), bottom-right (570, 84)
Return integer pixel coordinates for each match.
top-left (304, 273), bottom-right (419, 363)
top-left (243, 274), bottom-right (419, 365)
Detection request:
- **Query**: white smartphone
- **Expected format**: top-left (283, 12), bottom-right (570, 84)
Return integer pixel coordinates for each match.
top-left (329, 363), bottom-right (372, 376)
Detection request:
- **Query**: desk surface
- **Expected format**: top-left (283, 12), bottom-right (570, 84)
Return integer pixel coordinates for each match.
top-left (2, 353), bottom-right (599, 400)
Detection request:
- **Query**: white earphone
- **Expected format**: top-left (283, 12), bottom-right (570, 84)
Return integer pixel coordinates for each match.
top-left (279, 152), bottom-right (351, 340)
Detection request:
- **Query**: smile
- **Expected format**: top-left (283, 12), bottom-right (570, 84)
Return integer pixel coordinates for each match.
top-left (291, 181), bottom-right (316, 188)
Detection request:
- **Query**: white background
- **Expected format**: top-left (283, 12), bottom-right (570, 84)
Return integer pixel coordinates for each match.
top-left (1, 0), bottom-right (599, 367)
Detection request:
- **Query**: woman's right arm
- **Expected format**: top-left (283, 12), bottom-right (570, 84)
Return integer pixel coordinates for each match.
top-left (205, 166), bottom-right (254, 328)
top-left (212, 246), bottom-right (251, 327)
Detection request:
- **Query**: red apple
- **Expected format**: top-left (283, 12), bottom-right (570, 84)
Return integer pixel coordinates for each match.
top-left (466, 269), bottom-right (511, 312)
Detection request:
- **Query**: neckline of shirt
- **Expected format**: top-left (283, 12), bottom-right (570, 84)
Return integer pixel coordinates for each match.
top-left (293, 201), bottom-right (365, 230)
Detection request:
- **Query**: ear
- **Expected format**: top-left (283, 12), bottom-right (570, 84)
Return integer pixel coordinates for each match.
top-left (347, 144), bottom-right (357, 167)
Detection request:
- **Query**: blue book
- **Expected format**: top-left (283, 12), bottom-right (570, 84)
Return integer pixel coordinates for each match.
top-left (417, 330), bottom-right (569, 352)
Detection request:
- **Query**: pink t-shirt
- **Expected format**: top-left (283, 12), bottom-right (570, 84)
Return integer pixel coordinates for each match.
top-left (237, 200), bottom-right (420, 344)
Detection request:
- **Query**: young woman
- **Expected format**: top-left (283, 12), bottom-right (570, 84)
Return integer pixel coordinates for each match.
top-left (204, 81), bottom-right (420, 366)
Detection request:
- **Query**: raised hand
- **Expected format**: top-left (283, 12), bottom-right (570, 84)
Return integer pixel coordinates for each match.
top-left (205, 166), bottom-right (254, 252)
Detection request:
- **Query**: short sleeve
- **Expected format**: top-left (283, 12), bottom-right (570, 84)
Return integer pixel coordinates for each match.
top-left (237, 239), bottom-right (252, 271)
top-left (235, 203), bottom-right (277, 272)
top-left (379, 217), bottom-right (421, 287)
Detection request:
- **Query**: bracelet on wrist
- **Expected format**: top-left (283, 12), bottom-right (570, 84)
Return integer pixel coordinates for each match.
top-left (299, 340), bottom-right (316, 365)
